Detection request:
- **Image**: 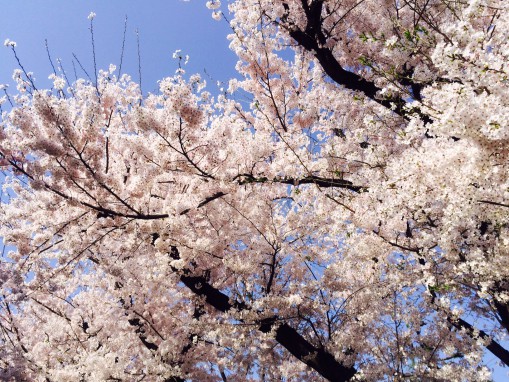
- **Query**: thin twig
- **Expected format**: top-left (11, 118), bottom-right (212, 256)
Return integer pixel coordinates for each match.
top-left (2, 89), bottom-right (13, 107)
top-left (72, 53), bottom-right (93, 83)
top-left (136, 29), bottom-right (142, 103)
top-left (72, 59), bottom-right (78, 82)
top-left (118, 15), bottom-right (128, 78)
top-left (89, 16), bottom-right (98, 87)
top-left (45, 39), bottom-right (57, 76)
top-left (9, 46), bottom-right (37, 91)
top-left (479, 200), bottom-right (509, 208)
top-left (57, 58), bottom-right (75, 97)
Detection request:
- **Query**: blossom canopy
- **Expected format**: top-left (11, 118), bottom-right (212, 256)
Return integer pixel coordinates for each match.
top-left (0, 1), bottom-right (508, 381)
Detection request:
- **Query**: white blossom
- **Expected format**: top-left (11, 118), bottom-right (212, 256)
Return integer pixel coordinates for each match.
top-left (3, 38), bottom-right (16, 47)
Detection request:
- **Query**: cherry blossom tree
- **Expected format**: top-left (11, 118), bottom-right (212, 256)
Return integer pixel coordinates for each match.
top-left (1, 0), bottom-right (508, 380)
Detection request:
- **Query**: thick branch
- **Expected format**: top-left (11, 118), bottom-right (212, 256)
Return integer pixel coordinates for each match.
top-left (278, 175), bottom-right (364, 192)
top-left (180, 192), bottom-right (228, 216)
top-left (127, 317), bottom-right (158, 351)
top-left (285, 1), bottom-right (431, 123)
top-left (491, 281), bottom-right (509, 334)
top-left (170, 247), bottom-right (357, 382)
top-left (448, 316), bottom-right (509, 367)
top-left (237, 174), bottom-right (364, 192)
top-left (493, 300), bottom-right (509, 334)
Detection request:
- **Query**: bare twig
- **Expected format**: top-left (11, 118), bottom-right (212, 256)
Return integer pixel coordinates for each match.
top-left (118, 15), bottom-right (128, 77)
top-left (72, 53), bottom-right (93, 83)
top-left (136, 28), bottom-right (142, 103)
top-left (45, 39), bottom-right (57, 76)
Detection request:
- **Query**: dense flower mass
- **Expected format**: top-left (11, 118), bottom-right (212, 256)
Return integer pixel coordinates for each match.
top-left (0, 0), bottom-right (508, 381)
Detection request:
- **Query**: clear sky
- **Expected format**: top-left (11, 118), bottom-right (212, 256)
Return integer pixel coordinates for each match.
top-left (0, 0), bottom-right (237, 93)
top-left (1, 2), bottom-right (508, 381)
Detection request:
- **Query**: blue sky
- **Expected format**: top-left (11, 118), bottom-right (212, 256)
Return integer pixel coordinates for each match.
top-left (1, 2), bottom-right (508, 380)
top-left (1, 1), bottom-right (237, 93)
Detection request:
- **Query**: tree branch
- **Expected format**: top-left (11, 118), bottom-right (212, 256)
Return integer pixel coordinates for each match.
top-left (169, 246), bottom-right (357, 382)
top-left (236, 173), bottom-right (364, 192)
top-left (447, 316), bottom-right (509, 367)
top-left (284, 1), bottom-right (432, 124)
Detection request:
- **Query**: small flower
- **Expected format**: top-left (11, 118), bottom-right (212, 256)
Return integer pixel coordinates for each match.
top-left (4, 39), bottom-right (17, 48)
top-left (172, 49), bottom-right (182, 59)
top-left (206, 0), bottom-right (221, 10)
top-left (385, 35), bottom-right (398, 48)
top-left (87, 12), bottom-right (96, 20)
top-left (12, 69), bottom-right (23, 80)
top-left (287, 294), bottom-right (303, 305)
top-left (48, 74), bottom-right (66, 90)
top-left (211, 11), bottom-right (222, 21)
